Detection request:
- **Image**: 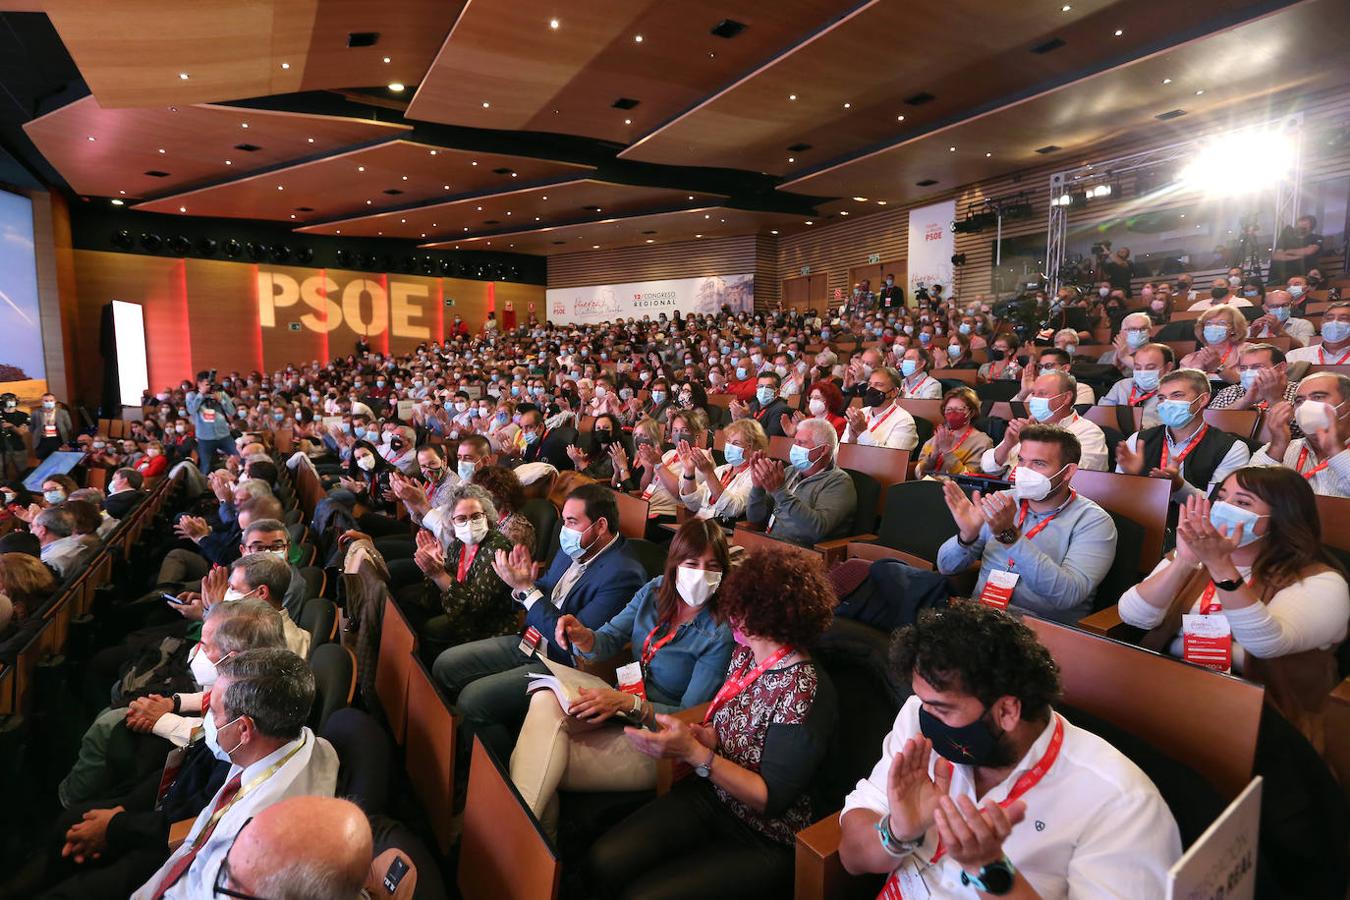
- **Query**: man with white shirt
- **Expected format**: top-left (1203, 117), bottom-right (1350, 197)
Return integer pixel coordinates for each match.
top-left (131, 648), bottom-right (339, 900)
top-left (33, 507), bottom-right (94, 578)
top-left (898, 348), bottom-right (944, 399)
top-left (1251, 372), bottom-right (1350, 496)
top-left (843, 366), bottom-right (919, 450)
top-left (982, 372), bottom-right (1108, 473)
top-left (1115, 368), bottom-right (1250, 505)
top-left (838, 603), bottom-right (1181, 898)
top-left (1098, 342), bottom-right (1173, 429)
top-left (1187, 276), bottom-right (1253, 311)
top-left (1287, 301), bottom-right (1350, 366)
top-left (1248, 288), bottom-right (1315, 347)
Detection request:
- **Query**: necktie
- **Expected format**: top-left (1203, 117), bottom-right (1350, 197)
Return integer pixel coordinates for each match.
top-left (149, 772), bottom-right (243, 900)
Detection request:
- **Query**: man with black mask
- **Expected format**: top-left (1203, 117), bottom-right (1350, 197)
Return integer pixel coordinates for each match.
top-left (838, 603), bottom-right (1180, 898)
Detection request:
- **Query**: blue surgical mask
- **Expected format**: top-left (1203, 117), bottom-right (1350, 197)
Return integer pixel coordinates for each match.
top-left (353, 426), bottom-right (367, 438)
top-left (1202, 324), bottom-right (1229, 344)
top-left (558, 522), bottom-right (591, 560)
top-left (458, 460), bottom-right (476, 481)
top-left (523, 430), bottom-right (539, 445)
top-left (651, 390), bottom-right (667, 405)
top-left (1125, 328), bottom-right (1149, 350)
top-left (947, 345), bottom-right (962, 359)
top-left (1208, 500), bottom-right (1265, 548)
top-left (788, 443), bottom-right (815, 472)
top-left (1027, 395), bottom-right (1060, 422)
top-left (735, 367), bottom-right (748, 380)
top-left (1132, 369), bottom-right (1160, 391)
top-left (755, 386), bottom-right (776, 407)
top-left (203, 710), bottom-right (243, 763)
top-left (1239, 369), bottom-right (1261, 392)
top-left (1269, 306), bottom-right (1291, 323)
top-left (900, 359), bottom-right (918, 378)
top-left (1322, 321), bottom-right (1350, 344)
top-left (723, 444), bottom-right (745, 466)
top-left (958, 323), bottom-right (972, 335)
top-left (44, 489), bottom-right (66, 504)
top-left (1156, 397), bottom-right (1197, 429)
top-left (918, 333), bottom-right (932, 345)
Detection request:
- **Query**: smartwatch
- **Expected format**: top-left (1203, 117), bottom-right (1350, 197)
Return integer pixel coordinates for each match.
top-left (1212, 575), bottom-right (1245, 592)
top-left (960, 857), bottom-right (1017, 896)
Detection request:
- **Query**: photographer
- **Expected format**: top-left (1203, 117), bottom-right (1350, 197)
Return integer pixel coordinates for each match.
top-left (186, 370), bottom-right (238, 474)
top-left (1100, 245), bottom-right (1136, 296)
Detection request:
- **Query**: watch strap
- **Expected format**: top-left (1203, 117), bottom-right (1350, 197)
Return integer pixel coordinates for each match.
top-left (1212, 575), bottom-right (1245, 592)
top-left (960, 856), bottom-right (1017, 895)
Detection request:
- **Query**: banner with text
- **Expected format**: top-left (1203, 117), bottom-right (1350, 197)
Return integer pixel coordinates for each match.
top-left (907, 199), bottom-right (955, 302)
top-left (547, 273), bottom-right (754, 325)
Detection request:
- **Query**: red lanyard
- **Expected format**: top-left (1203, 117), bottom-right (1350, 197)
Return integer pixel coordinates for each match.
top-left (1295, 444), bottom-right (1331, 480)
top-left (1127, 385), bottom-right (1157, 406)
top-left (930, 716), bottom-right (1065, 864)
top-left (1160, 424), bottom-right (1208, 469)
top-left (1015, 491), bottom-right (1077, 542)
top-left (1217, 344), bottom-right (1236, 367)
top-left (867, 403), bottom-right (899, 435)
top-left (1316, 343), bottom-right (1350, 365)
top-left (1198, 581), bottom-right (1222, 615)
top-left (456, 543), bottom-right (479, 582)
top-left (423, 475), bottom-right (440, 500)
top-left (719, 466), bottom-right (740, 489)
top-left (703, 646), bottom-right (794, 724)
top-left (641, 622), bottom-right (680, 666)
top-left (902, 376), bottom-right (931, 397)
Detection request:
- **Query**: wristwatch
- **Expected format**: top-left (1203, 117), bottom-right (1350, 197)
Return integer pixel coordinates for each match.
top-left (961, 857), bottom-right (1017, 895)
top-left (694, 747), bottom-right (716, 778)
top-left (1212, 575), bottom-right (1245, 592)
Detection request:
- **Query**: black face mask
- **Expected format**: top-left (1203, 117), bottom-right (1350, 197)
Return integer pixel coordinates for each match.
top-left (918, 705), bottom-right (1011, 767)
top-left (390, 438), bottom-right (404, 452)
top-left (593, 429), bottom-right (613, 444)
top-left (1210, 287), bottom-right (1228, 300)
top-left (863, 387), bottom-right (890, 408)
top-left (670, 431), bottom-right (691, 446)
top-left (989, 348), bottom-right (1006, 362)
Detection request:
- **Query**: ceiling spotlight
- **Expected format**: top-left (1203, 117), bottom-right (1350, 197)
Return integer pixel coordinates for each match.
top-left (357, 165), bottom-right (365, 172)
top-left (429, 150), bottom-right (437, 155)
top-left (695, 234), bottom-right (703, 238)
top-left (471, 161), bottom-right (478, 166)
top-left (157, 148), bottom-right (166, 154)
top-left (1162, 77), bottom-right (1172, 84)
top-left (852, 196), bottom-right (868, 201)
top-left (1195, 89), bottom-right (1205, 95)
top-left (788, 93), bottom-right (797, 101)
top-left (401, 175), bottom-right (408, 180)
top-left (985, 151), bottom-right (992, 157)
top-left (843, 102), bottom-right (851, 109)
top-left (949, 146), bottom-right (956, 152)
top-left (443, 184), bottom-right (450, 190)
top-left (400, 218), bottom-right (406, 223)
top-left (118, 190), bottom-right (126, 195)
top-left (634, 34), bottom-right (643, 42)
top-left (366, 200), bottom-right (373, 205)
top-left (542, 195), bottom-right (548, 200)
top-left (704, 214), bottom-right (711, 219)
top-left (290, 214), bottom-right (296, 219)
top-left (482, 101), bottom-right (490, 108)
top-left (306, 137), bottom-right (314, 143)
top-left (178, 72), bottom-right (189, 80)
top-left (86, 135), bottom-right (95, 142)
top-left (840, 211), bottom-right (849, 216)
top-left (335, 229), bottom-right (341, 234)
top-left (388, 82), bottom-right (405, 92)
top-left (241, 122), bottom-right (249, 128)
top-left (281, 62), bottom-right (290, 69)
top-left (624, 118), bottom-right (631, 125)
top-left (179, 205), bottom-right (187, 212)
top-left (593, 245), bottom-right (600, 249)
top-left (549, 18), bottom-right (559, 29)
top-left (805, 220), bottom-right (813, 225)
top-left (770, 229), bottom-right (779, 235)
top-left (276, 185), bottom-right (284, 191)
top-left (645, 239), bottom-right (654, 243)
top-left (110, 198), bottom-right (124, 206)
top-left (1062, 3), bottom-right (1071, 9)
top-left (788, 157), bottom-right (795, 163)
top-left (225, 160), bottom-right (232, 165)
top-left (383, 56), bottom-right (391, 63)
top-left (877, 200), bottom-right (887, 205)
top-left (1113, 28), bottom-right (1123, 36)
top-left (896, 115), bottom-right (905, 121)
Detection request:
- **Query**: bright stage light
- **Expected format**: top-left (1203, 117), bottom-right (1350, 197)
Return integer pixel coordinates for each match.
top-left (1178, 128), bottom-right (1296, 195)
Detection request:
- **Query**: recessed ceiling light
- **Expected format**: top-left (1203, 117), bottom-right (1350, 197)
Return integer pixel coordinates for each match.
top-left (1114, 28), bottom-right (1123, 36)
top-left (949, 146), bottom-right (956, 152)
top-left (770, 230), bottom-right (779, 234)
top-left (593, 244), bottom-right (599, 249)
top-left (377, 231), bottom-right (382, 236)
top-left (542, 195), bottom-right (548, 200)
top-left (471, 161), bottom-right (478, 166)
top-left (549, 18), bottom-right (559, 29)
top-left (897, 115), bottom-right (905, 121)
top-left (985, 151), bottom-right (992, 157)
top-left (1162, 77), bottom-right (1172, 84)
top-left (366, 200), bottom-right (373, 205)
top-left (1062, 3), bottom-right (1071, 10)
top-left (1195, 89), bottom-right (1205, 95)
top-left (277, 185), bottom-right (284, 191)
top-left (178, 72), bottom-right (189, 80)
top-left (877, 201), bottom-right (887, 205)
top-left (357, 166), bottom-right (365, 172)
top-left (110, 198), bottom-right (124, 206)
top-left (383, 56), bottom-right (391, 63)
top-left (535, 216), bottom-right (540, 221)
top-left (506, 211), bottom-right (512, 215)
top-left (225, 160), bottom-right (232, 165)
top-left (429, 150), bottom-right (437, 156)
top-left (388, 82), bottom-right (405, 92)
top-left (695, 233), bottom-right (703, 238)
top-left (852, 196), bottom-right (868, 201)
top-left (290, 214), bottom-right (296, 219)
top-left (843, 102), bottom-right (851, 109)
top-left (157, 148), bottom-right (166, 154)
top-left (510, 172), bottom-right (517, 177)
top-left (624, 118), bottom-right (631, 125)
top-left (179, 206), bottom-right (187, 212)
top-left (86, 135), bottom-right (95, 142)
top-left (401, 175), bottom-right (408, 181)
top-left (646, 239), bottom-right (654, 243)
top-left (118, 190), bottom-right (126, 195)
top-left (788, 94), bottom-right (797, 101)
top-left (336, 229), bottom-right (341, 234)
top-left (634, 34), bottom-right (643, 42)
top-left (840, 211), bottom-right (849, 216)
top-left (306, 137), bottom-right (315, 143)
top-left (704, 214), bottom-right (711, 219)
top-left (805, 220), bottom-right (813, 225)
top-left (787, 157), bottom-right (795, 163)
top-left (443, 184), bottom-right (450, 190)
top-left (281, 62), bottom-right (290, 70)
top-left (482, 101), bottom-right (490, 108)
top-left (421, 233), bottom-right (426, 238)
top-left (241, 122), bottom-right (249, 128)
top-left (400, 218), bottom-right (406, 223)
top-left (476, 206), bottom-right (482, 211)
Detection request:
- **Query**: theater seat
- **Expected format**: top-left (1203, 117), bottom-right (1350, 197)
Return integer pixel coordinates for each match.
top-left (308, 643), bottom-right (356, 732)
top-left (320, 707), bottom-right (392, 818)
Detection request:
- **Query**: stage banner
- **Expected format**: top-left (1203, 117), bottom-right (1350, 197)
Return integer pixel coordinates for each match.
top-left (907, 199), bottom-right (955, 301)
top-left (547, 273), bottom-right (754, 325)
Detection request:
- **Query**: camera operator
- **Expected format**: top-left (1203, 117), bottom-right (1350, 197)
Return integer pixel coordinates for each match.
top-left (186, 370), bottom-right (238, 474)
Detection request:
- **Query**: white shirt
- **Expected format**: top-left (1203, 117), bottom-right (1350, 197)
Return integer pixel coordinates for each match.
top-left (132, 728), bottom-right (339, 899)
top-left (841, 697), bottom-right (1181, 899)
top-left (680, 462), bottom-right (755, 520)
top-left (981, 413), bottom-right (1109, 473)
top-left (638, 448), bottom-right (681, 517)
top-left (40, 533), bottom-right (95, 578)
top-left (1249, 316), bottom-right (1315, 347)
top-left (1251, 440), bottom-right (1350, 497)
top-left (1119, 556), bottom-right (1350, 670)
top-left (843, 402), bottom-right (918, 450)
top-left (1187, 296), bottom-right (1253, 310)
top-left (1097, 377), bottom-right (1161, 429)
top-left (899, 374), bottom-right (943, 400)
top-left (1287, 342), bottom-right (1350, 366)
top-left (1115, 427), bottom-right (1251, 502)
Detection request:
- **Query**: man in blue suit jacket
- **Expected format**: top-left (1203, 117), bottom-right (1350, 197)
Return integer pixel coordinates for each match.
top-left (432, 483), bottom-right (648, 761)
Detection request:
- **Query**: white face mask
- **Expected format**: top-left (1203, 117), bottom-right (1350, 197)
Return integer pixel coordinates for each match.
top-left (808, 398), bottom-right (827, 416)
top-left (1295, 399), bottom-right (1346, 436)
top-left (189, 644), bottom-right (230, 689)
top-left (356, 455), bottom-right (376, 471)
top-left (675, 564), bottom-right (722, 608)
top-left (453, 517), bottom-right (490, 546)
top-left (222, 586), bottom-right (256, 603)
top-left (1011, 464), bottom-right (1068, 502)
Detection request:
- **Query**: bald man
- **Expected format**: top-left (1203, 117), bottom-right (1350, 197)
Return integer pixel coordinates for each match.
top-left (217, 796), bottom-right (372, 898)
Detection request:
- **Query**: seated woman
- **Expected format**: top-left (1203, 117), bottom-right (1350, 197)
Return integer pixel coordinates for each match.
top-left (0, 551), bottom-right (58, 661)
top-left (679, 418), bottom-right (765, 522)
top-left (406, 483), bottom-right (517, 655)
top-left (977, 333), bottom-right (1022, 383)
top-left (567, 413), bottom-right (627, 482)
top-left (588, 546), bottom-right (837, 900)
top-left (941, 331), bottom-right (979, 369)
top-left (1119, 466), bottom-right (1349, 744)
top-left (913, 386), bottom-right (994, 477)
top-left (781, 381), bottom-right (847, 439)
top-left (133, 439), bottom-right (169, 480)
top-left (471, 465), bottom-right (537, 553)
top-left (1181, 305), bottom-right (1248, 385)
top-left (510, 519), bottom-right (736, 837)
top-left (338, 440), bottom-right (398, 517)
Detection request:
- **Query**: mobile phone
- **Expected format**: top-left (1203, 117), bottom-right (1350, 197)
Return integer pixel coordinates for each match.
top-left (382, 856), bottom-right (410, 893)
top-left (162, 592), bottom-right (187, 605)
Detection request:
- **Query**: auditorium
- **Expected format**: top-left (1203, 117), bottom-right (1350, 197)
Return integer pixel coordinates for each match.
top-left (0, 1), bottom-right (1347, 897)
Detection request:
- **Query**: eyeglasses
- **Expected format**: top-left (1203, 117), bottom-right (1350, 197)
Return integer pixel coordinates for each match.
top-left (451, 512), bottom-right (488, 527)
top-left (243, 542), bottom-right (288, 553)
top-left (213, 818), bottom-right (267, 899)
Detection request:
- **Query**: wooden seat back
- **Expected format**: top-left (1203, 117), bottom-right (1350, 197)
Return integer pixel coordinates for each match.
top-left (732, 526), bottom-right (823, 562)
top-left (404, 658), bottom-right (458, 854)
top-left (835, 445), bottom-right (909, 514)
top-left (1081, 405), bottom-right (1142, 435)
top-left (1023, 616), bottom-right (1262, 799)
top-left (1201, 408), bottom-right (1261, 441)
top-left (1070, 470), bottom-right (1171, 573)
top-left (1314, 494), bottom-right (1350, 554)
top-left (898, 399), bottom-right (943, 428)
top-left (375, 596), bottom-right (416, 745)
top-left (768, 434), bottom-right (794, 461)
top-left (930, 368), bottom-right (978, 386)
top-left (611, 490), bottom-right (650, 539)
top-left (458, 737), bottom-right (560, 900)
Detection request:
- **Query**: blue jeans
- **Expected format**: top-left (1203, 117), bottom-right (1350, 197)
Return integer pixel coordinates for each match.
top-left (195, 436), bottom-right (237, 473)
top-left (432, 634), bottom-right (547, 763)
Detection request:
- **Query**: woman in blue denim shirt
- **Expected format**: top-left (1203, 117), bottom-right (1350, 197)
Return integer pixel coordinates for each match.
top-left (509, 519), bottom-right (735, 837)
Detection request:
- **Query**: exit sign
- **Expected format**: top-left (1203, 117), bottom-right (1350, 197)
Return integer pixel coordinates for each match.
top-left (867, 253), bottom-right (881, 264)
top-left (800, 265), bottom-right (811, 276)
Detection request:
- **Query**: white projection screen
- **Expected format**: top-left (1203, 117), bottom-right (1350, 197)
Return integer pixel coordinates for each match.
top-left (111, 300), bottom-right (148, 407)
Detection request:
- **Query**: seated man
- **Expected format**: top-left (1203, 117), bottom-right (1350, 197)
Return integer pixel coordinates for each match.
top-left (157, 494), bottom-right (283, 588)
top-left (171, 551), bottom-right (312, 658)
top-left (1286, 300), bottom-right (1350, 366)
top-left (838, 603), bottom-right (1181, 897)
top-left (213, 796), bottom-right (372, 900)
top-left (842, 366), bottom-right (919, 450)
top-left (1209, 343), bottom-right (1297, 412)
top-left (103, 467), bottom-right (146, 520)
top-left (1252, 372), bottom-right (1350, 497)
top-left (1096, 312), bottom-right (1152, 373)
top-left (33, 507), bottom-right (95, 579)
top-left (131, 649), bottom-right (338, 899)
top-left (746, 418), bottom-right (857, 547)
top-left (897, 348), bottom-right (945, 399)
top-left (941, 424), bottom-right (1117, 623)
top-left (1019, 348), bottom-right (1095, 404)
top-left (1248, 288), bottom-right (1315, 347)
top-left (1115, 368), bottom-right (1250, 504)
top-left (731, 371), bottom-right (792, 438)
top-left (434, 483), bottom-right (647, 760)
top-left (982, 371), bottom-right (1109, 474)
top-left (1097, 342), bottom-right (1173, 429)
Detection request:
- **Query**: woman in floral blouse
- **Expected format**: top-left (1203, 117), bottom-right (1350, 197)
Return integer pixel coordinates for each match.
top-left (589, 546), bottom-right (838, 899)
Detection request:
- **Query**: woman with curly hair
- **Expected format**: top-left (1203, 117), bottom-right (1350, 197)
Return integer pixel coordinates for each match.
top-left (470, 465), bottom-right (537, 553)
top-left (589, 545), bottom-right (839, 900)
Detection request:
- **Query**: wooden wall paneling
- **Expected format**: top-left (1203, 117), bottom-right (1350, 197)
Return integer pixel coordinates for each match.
top-left (31, 191), bottom-right (77, 404)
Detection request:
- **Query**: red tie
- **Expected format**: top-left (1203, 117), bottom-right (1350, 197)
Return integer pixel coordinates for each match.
top-left (149, 772), bottom-right (243, 899)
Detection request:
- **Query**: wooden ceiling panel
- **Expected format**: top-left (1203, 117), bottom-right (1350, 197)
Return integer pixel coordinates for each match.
top-left (23, 96), bottom-right (409, 200)
top-left (620, 0), bottom-right (1274, 177)
top-left (132, 141), bottom-right (594, 222)
top-left (781, 0), bottom-right (1350, 203)
top-left (36, 0), bottom-right (459, 108)
top-left (421, 207), bottom-right (805, 255)
top-left (405, 0), bottom-right (858, 144)
top-left (297, 179), bottom-right (725, 242)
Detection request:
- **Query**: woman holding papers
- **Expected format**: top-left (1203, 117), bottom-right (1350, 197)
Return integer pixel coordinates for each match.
top-left (509, 519), bottom-right (735, 838)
